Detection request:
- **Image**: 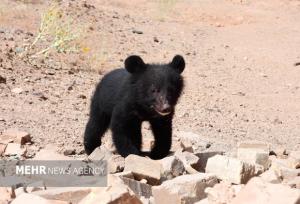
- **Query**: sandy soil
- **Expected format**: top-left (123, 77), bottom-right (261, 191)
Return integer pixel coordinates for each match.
top-left (0, 0), bottom-right (300, 157)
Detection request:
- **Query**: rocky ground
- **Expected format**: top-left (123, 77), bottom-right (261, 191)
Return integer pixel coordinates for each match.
top-left (0, 0), bottom-right (300, 203)
top-left (1, 132), bottom-right (300, 203)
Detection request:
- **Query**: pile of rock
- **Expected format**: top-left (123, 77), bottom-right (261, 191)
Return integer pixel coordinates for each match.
top-left (0, 129), bottom-right (31, 159)
top-left (0, 131), bottom-right (299, 204)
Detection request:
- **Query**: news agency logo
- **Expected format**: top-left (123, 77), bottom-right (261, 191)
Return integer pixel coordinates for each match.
top-left (0, 160), bottom-right (107, 187)
top-left (15, 165), bottom-right (105, 175)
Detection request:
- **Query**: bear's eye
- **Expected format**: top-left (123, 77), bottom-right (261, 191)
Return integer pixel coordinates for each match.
top-left (151, 87), bottom-right (160, 93)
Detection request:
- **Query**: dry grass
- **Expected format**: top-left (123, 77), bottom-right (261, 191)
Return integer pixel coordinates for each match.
top-left (27, 2), bottom-right (84, 57)
top-left (12, 1), bottom-right (110, 73)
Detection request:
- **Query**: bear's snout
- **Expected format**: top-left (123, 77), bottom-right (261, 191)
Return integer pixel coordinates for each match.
top-left (154, 99), bottom-right (172, 116)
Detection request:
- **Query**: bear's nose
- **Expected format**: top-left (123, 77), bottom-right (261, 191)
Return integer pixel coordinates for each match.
top-left (160, 104), bottom-right (171, 113)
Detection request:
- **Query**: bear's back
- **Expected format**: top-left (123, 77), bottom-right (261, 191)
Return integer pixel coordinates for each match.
top-left (94, 69), bottom-right (129, 114)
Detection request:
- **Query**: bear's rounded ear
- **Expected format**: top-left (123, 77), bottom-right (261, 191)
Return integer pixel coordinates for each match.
top-left (170, 55), bottom-right (185, 74)
top-left (125, 55), bottom-right (146, 74)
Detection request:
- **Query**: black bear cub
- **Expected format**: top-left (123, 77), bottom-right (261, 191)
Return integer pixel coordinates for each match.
top-left (84, 55), bottom-right (185, 160)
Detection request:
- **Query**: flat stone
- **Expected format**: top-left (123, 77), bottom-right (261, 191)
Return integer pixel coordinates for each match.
top-left (206, 155), bottom-right (256, 184)
top-left (237, 141), bottom-right (271, 169)
top-left (152, 173), bottom-right (218, 204)
top-left (2, 129), bottom-right (31, 145)
top-left (79, 184), bottom-right (142, 204)
top-left (32, 187), bottom-right (91, 203)
top-left (33, 145), bottom-right (70, 160)
top-left (122, 177), bottom-right (152, 198)
top-left (260, 169), bottom-right (282, 184)
top-left (108, 171), bottom-right (150, 198)
top-left (231, 177), bottom-right (300, 204)
top-left (175, 150), bottom-right (200, 171)
top-left (4, 143), bottom-right (27, 157)
top-left (195, 151), bottom-right (224, 172)
top-left (108, 171), bottom-right (137, 190)
top-left (124, 155), bottom-right (162, 185)
top-left (159, 156), bottom-right (185, 181)
top-left (205, 182), bottom-right (243, 204)
top-left (271, 158), bottom-right (300, 180)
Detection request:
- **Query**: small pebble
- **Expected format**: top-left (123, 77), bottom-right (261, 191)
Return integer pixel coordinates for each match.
top-left (11, 88), bottom-right (23, 94)
top-left (132, 29), bottom-right (143, 34)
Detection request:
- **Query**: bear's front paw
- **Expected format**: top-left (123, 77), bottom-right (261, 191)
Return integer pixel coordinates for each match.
top-left (149, 150), bottom-right (170, 160)
top-left (118, 146), bottom-right (141, 158)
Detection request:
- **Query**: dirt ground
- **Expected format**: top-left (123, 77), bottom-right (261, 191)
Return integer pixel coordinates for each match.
top-left (0, 0), bottom-right (300, 157)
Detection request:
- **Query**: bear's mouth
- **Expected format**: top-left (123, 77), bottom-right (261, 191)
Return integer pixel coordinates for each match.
top-left (154, 109), bottom-right (171, 116)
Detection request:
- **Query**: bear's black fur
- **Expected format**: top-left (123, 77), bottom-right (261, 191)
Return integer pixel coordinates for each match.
top-left (84, 55), bottom-right (185, 159)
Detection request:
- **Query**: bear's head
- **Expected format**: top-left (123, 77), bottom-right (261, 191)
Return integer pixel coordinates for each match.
top-left (125, 55), bottom-right (185, 117)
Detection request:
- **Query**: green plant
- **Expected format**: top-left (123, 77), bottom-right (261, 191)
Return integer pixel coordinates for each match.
top-left (25, 1), bottom-right (110, 73)
top-left (28, 3), bottom-right (83, 57)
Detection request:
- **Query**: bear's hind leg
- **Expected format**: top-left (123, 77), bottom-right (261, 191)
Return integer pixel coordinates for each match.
top-left (84, 110), bottom-right (110, 155)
